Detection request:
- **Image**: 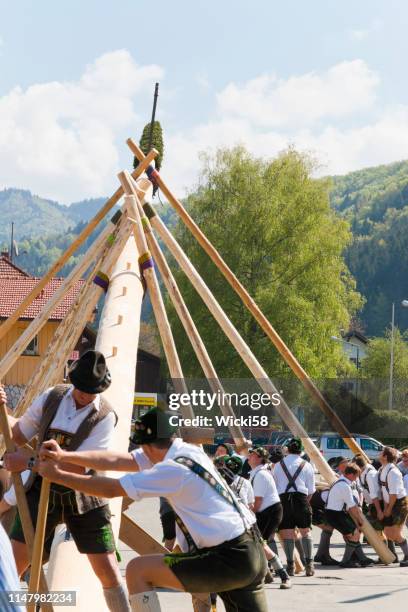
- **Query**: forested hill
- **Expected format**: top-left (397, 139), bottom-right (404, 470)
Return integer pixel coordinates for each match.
top-left (2, 157), bottom-right (408, 337)
top-left (331, 161), bottom-right (408, 336)
top-left (331, 160), bottom-right (408, 234)
top-left (0, 188), bottom-right (106, 243)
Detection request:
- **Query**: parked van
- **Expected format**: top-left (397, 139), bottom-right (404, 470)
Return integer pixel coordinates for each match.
top-left (316, 433), bottom-right (384, 461)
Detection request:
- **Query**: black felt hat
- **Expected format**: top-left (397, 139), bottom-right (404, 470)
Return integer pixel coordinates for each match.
top-left (130, 408), bottom-right (177, 445)
top-left (69, 350), bottom-right (111, 394)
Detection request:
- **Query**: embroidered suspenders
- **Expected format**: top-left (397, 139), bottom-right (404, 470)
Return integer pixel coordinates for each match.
top-left (171, 456), bottom-right (250, 552)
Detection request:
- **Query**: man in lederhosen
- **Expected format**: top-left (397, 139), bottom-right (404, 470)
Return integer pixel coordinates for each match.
top-left (325, 463), bottom-right (374, 567)
top-left (37, 407), bottom-right (269, 612)
top-left (247, 447), bottom-right (291, 589)
top-left (1, 350), bottom-right (129, 612)
top-left (274, 437), bottom-right (316, 576)
top-left (353, 453), bottom-right (398, 563)
top-left (376, 446), bottom-right (408, 567)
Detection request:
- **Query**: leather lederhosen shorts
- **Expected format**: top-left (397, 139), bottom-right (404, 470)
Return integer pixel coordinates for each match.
top-left (370, 497), bottom-right (408, 528)
top-left (165, 529), bottom-right (268, 612)
top-left (10, 476), bottom-right (115, 555)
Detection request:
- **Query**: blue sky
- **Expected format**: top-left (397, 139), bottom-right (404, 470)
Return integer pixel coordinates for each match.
top-left (1, 0), bottom-right (408, 203)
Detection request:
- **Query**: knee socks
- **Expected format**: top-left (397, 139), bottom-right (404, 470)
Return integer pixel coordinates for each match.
top-left (129, 591), bottom-right (161, 611)
top-left (103, 584), bottom-right (131, 612)
top-left (283, 539), bottom-right (295, 564)
top-left (398, 538), bottom-right (408, 558)
top-left (316, 530), bottom-right (332, 558)
top-left (301, 535), bottom-right (313, 563)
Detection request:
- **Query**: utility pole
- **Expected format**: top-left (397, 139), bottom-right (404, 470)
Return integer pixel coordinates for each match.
top-left (389, 302), bottom-right (395, 410)
top-left (10, 222), bottom-right (14, 263)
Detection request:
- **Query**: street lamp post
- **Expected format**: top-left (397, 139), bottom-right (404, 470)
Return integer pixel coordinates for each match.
top-left (388, 300), bottom-right (408, 411)
top-left (388, 303), bottom-right (395, 411)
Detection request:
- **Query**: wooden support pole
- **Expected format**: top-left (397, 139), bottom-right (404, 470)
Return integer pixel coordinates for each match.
top-left (26, 220), bottom-right (133, 610)
top-left (0, 148), bottom-right (157, 345)
top-left (133, 200), bottom-right (393, 564)
top-left (0, 216), bottom-right (132, 460)
top-left (127, 138), bottom-right (367, 461)
top-left (46, 233), bottom-right (145, 611)
top-left (126, 177), bottom-right (247, 452)
top-left (28, 479), bottom-right (50, 608)
top-left (118, 173), bottom-right (194, 421)
top-left (0, 220), bottom-right (114, 381)
top-left (0, 396), bottom-right (53, 611)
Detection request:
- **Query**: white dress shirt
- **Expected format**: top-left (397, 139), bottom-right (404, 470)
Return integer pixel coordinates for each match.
top-left (359, 465), bottom-right (379, 505)
top-left (273, 454), bottom-right (316, 496)
top-left (121, 439), bottom-right (255, 551)
top-left (18, 386), bottom-right (115, 452)
top-left (325, 476), bottom-right (357, 511)
top-left (5, 386), bottom-right (115, 508)
top-left (250, 465), bottom-right (280, 511)
top-left (378, 463), bottom-right (407, 503)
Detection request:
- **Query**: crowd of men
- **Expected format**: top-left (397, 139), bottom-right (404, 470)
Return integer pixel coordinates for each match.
top-left (0, 349), bottom-right (408, 612)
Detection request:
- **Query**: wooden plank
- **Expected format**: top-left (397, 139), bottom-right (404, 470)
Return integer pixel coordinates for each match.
top-left (120, 512), bottom-right (167, 555)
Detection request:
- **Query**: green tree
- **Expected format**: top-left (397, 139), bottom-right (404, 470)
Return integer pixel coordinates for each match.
top-left (167, 146), bottom-right (362, 379)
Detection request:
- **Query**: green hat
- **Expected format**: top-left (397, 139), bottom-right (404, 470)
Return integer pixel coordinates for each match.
top-left (287, 437), bottom-right (304, 453)
top-left (225, 455), bottom-right (243, 475)
top-left (130, 408), bottom-right (176, 445)
top-left (249, 446), bottom-right (269, 460)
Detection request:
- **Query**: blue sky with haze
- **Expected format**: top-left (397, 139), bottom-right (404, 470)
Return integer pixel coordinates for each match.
top-left (1, 0), bottom-right (407, 203)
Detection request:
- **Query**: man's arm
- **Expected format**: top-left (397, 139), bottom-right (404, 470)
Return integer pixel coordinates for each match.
top-left (348, 504), bottom-right (364, 528)
top-left (38, 460), bottom-right (126, 498)
top-left (40, 439), bottom-right (139, 472)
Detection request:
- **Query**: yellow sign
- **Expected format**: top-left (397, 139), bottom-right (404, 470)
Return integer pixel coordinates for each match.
top-left (134, 393), bottom-right (157, 407)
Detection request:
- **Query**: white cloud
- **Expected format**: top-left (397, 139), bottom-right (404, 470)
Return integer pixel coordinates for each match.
top-left (2, 54), bottom-right (408, 205)
top-left (163, 60), bottom-right (408, 196)
top-left (216, 61), bottom-right (379, 129)
top-left (0, 50), bottom-right (163, 203)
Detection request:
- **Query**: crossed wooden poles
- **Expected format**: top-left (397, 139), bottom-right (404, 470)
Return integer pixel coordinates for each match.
top-left (0, 139), bottom-right (394, 611)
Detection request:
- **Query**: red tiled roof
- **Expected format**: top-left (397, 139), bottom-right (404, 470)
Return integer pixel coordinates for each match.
top-left (0, 255), bottom-right (30, 279)
top-left (0, 258), bottom-right (85, 321)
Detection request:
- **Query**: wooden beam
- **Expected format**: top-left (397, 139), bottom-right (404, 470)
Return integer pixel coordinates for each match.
top-left (132, 200), bottom-right (394, 564)
top-left (0, 216), bottom-right (132, 458)
top-left (46, 233), bottom-right (145, 610)
top-left (118, 173), bottom-right (195, 421)
top-left (0, 220), bottom-right (113, 381)
top-left (126, 178), bottom-right (246, 452)
top-left (0, 148), bottom-right (157, 345)
top-left (126, 138), bottom-right (368, 462)
top-left (0, 397), bottom-right (53, 611)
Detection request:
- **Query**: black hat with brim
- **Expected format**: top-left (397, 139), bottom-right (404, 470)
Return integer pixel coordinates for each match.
top-left (130, 408), bottom-right (177, 445)
top-left (69, 350), bottom-right (111, 394)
